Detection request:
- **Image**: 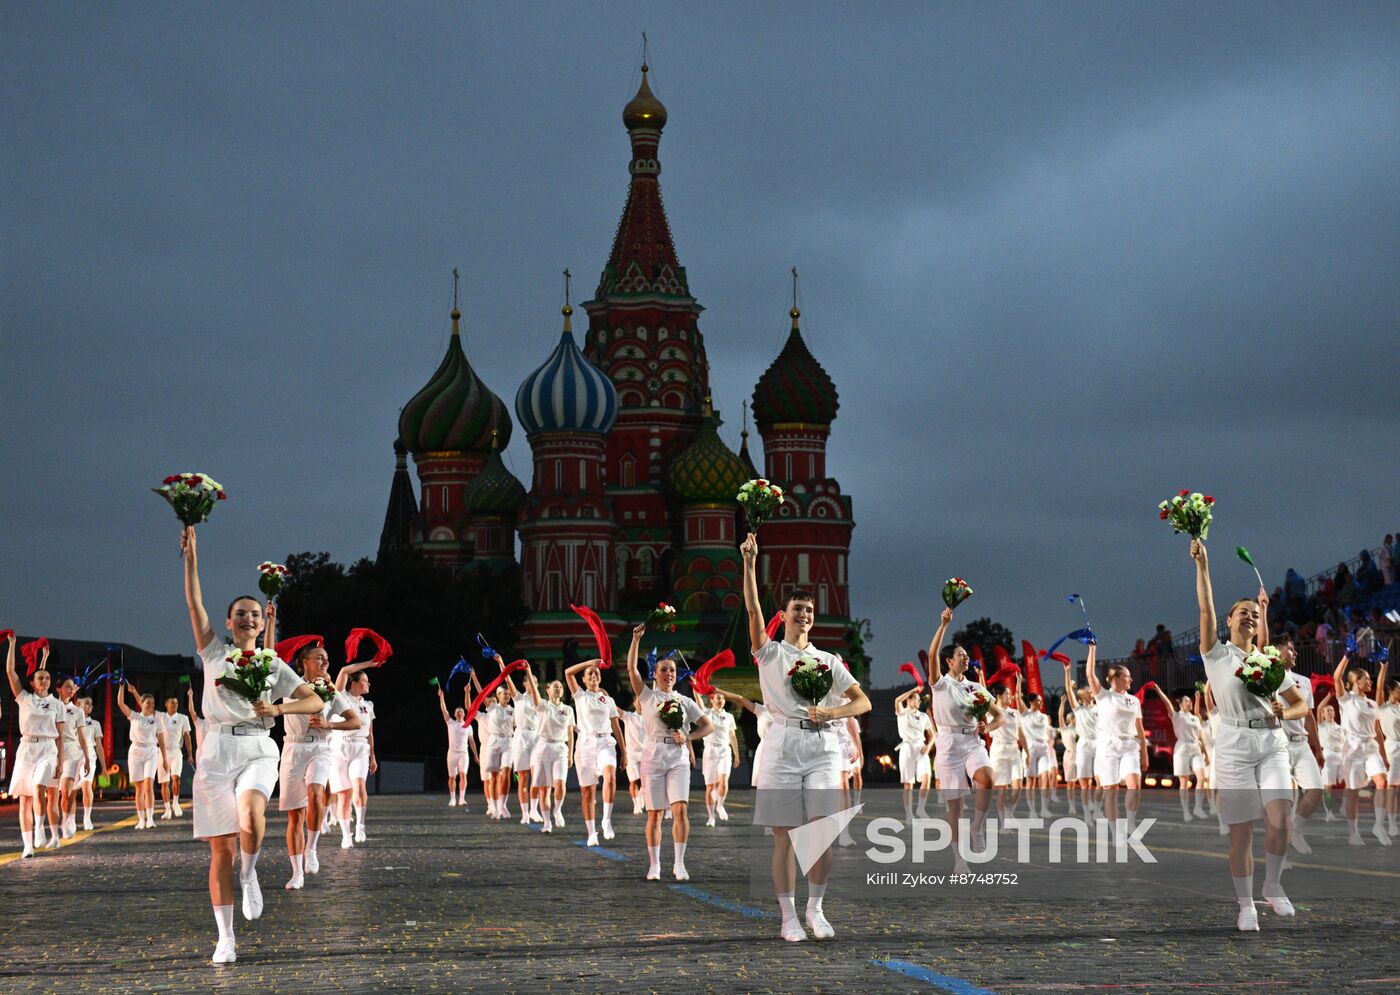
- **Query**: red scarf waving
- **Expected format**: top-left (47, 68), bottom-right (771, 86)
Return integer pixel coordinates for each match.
top-left (21, 637), bottom-right (49, 676)
top-left (570, 604), bottom-right (613, 668)
top-left (464, 660), bottom-right (529, 725)
top-left (1134, 680), bottom-right (1159, 704)
top-left (345, 628), bottom-right (393, 665)
top-left (274, 634), bottom-right (324, 664)
top-left (692, 650), bottom-right (736, 696)
top-left (899, 661), bottom-right (925, 686)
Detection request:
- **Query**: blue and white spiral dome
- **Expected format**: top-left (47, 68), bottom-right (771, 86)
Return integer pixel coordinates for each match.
top-left (515, 306), bottom-right (619, 436)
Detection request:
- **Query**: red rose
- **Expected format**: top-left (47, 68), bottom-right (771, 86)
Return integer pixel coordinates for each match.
top-left (1179, 489), bottom-right (1190, 497)
top-left (816, 664), bottom-right (829, 672)
top-left (1205, 496), bottom-right (1214, 504)
top-left (1159, 509), bottom-right (1169, 519)
top-left (1234, 668), bottom-right (1243, 677)
top-left (217, 492), bottom-right (227, 500)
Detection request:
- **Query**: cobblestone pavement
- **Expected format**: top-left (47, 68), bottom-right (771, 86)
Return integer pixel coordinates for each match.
top-left (1, 791), bottom-right (1397, 993)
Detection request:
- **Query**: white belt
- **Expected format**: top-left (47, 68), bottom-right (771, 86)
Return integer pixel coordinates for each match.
top-left (942, 725), bottom-right (978, 737)
top-left (781, 716), bottom-right (830, 731)
top-left (20, 734), bottom-right (57, 743)
top-left (1220, 714), bottom-right (1280, 730)
top-left (217, 724), bottom-right (271, 737)
top-left (584, 731), bottom-right (614, 739)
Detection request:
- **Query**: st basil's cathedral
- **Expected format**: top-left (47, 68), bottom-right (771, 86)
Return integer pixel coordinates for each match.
top-left (379, 65), bottom-right (863, 686)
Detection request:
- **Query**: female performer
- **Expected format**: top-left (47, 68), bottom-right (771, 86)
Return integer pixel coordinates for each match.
top-left (988, 678), bottom-right (1028, 829)
top-left (79, 696), bottom-right (103, 830)
top-left (626, 623), bottom-right (713, 882)
top-left (279, 642), bottom-right (361, 888)
top-left (438, 687), bottom-right (478, 809)
top-left (697, 689), bottom-right (740, 827)
top-left (1191, 538), bottom-right (1309, 930)
top-left (1021, 691), bottom-right (1055, 818)
top-left (1057, 697), bottom-right (1078, 814)
top-left (478, 684), bottom-right (514, 819)
top-left (504, 665), bottom-right (538, 823)
top-left (181, 525), bottom-right (322, 963)
top-left (55, 676), bottom-right (89, 839)
top-left (894, 687), bottom-right (932, 822)
top-left (1316, 698), bottom-right (1344, 819)
top-left (157, 696), bottom-right (193, 820)
top-left (1150, 684), bottom-right (1208, 821)
top-left (331, 660), bottom-right (379, 847)
top-left (1331, 650), bottom-right (1390, 845)
top-left (565, 658), bottom-right (624, 844)
top-left (1067, 675), bottom-right (1100, 820)
top-left (1378, 675), bottom-right (1400, 837)
top-left (1083, 646), bottom-right (1147, 835)
top-left (525, 668), bottom-right (575, 833)
top-left (117, 682), bottom-right (167, 830)
top-left (6, 634), bottom-right (65, 856)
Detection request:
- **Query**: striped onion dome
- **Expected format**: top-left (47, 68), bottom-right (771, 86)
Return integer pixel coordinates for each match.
top-left (751, 306), bottom-right (838, 429)
top-left (668, 401), bottom-right (748, 503)
top-left (463, 432), bottom-right (525, 516)
top-left (398, 306), bottom-right (512, 454)
top-left (515, 306), bottom-right (619, 437)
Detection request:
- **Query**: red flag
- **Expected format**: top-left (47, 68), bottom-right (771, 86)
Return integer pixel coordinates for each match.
top-left (21, 637), bottom-right (49, 675)
top-left (1134, 680), bottom-right (1159, 704)
top-left (344, 628), bottom-right (393, 665)
top-left (987, 663), bottom-right (1020, 690)
top-left (766, 611), bottom-right (784, 641)
top-left (1047, 651), bottom-right (1071, 665)
top-left (464, 659), bottom-right (529, 726)
top-left (991, 644), bottom-right (1013, 670)
top-left (691, 650), bottom-right (736, 695)
top-left (570, 604), bottom-right (613, 668)
top-left (1021, 640), bottom-right (1044, 697)
top-left (1310, 673), bottom-right (1336, 700)
top-left (899, 661), bottom-right (925, 686)
top-left (274, 634), bottom-right (323, 664)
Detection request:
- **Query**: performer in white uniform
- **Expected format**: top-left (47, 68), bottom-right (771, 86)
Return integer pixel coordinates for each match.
top-left (1057, 698), bottom-right (1078, 813)
top-left (1263, 630), bottom-right (1326, 852)
top-left (1068, 680), bottom-right (1100, 819)
top-left (6, 636), bottom-right (66, 856)
top-left (1084, 645), bottom-right (1147, 836)
top-left (525, 669), bottom-right (575, 833)
top-left (479, 685), bottom-right (514, 819)
top-left (565, 658), bottom-right (625, 844)
top-left (438, 686), bottom-right (478, 809)
top-left (1316, 700), bottom-right (1344, 803)
top-left (181, 525), bottom-right (322, 964)
top-left (1378, 676), bottom-right (1400, 837)
top-left (1151, 684), bottom-right (1208, 821)
top-left (626, 624), bottom-right (713, 883)
top-left (55, 677), bottom-right (90, 839)
top-left (620, 704), bottom-right (645, 815)
top-left (988, 679), bottom-right (1027, 828)
top-left (1190, 539), bottom-right (1309, 931)
top-left (118, 683), bottom-right (167, 830)
top-left (79, 696), bottom-right (103, 830)
top-left (157, 696), bottom-right (194, 819)
top-left (278, 640), bottom-right (361, 889)
top-left (1331, 650), bottom-right (1391, 846)
top-left (331, 661), bottom-right (378, 847)
top-left (712, 686), bottom-right (771, 799)
top-left (743, 533), bottom-right (871, 943)
top-left (894, 687), bottom-right (932, 822)
top-left (503, 667), bottom-right (538, 823)
top-left (1020, 692), bottom-right (1056, 818)
top-left (697, 690), bottom-right (739, 827)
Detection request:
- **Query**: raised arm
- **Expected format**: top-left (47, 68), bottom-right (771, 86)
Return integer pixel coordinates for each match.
top-left (1376, 661), bottom-right (1390, 708)
top-left (180, 526), bottom-right (216, 651)
top-left (264, 601), bottom-right (277, 649)
top-left (335, 660), bottom-right (379, 692)
top-left (117, 681), bottom-right (136, 719)
top-left (626, 624), bottom-right (646, 701)
top-left (186, 685), bottom-right (201, 723)
top-left (1058, 692), bottom-right (1070, 728)
top-left (740, 533), bottom-right (766, 654)
top-left (1151, 683), bottom-right (1175, 713)
top-left (524, 663), bottom-right (542, 709)
top-left (563, 658), bottom-right (603, 697)
top-left (1255, 587), bottom-right (1269, 650)
top-left (926, 607), bottom-right (953, 682)
top-left (1084, 644), bottom-right (1102, 697)
top-left (1012, 671), bottom-right (1025, 711)
top-left (712, 686), bottom-right (757, 715)
top-left (4, 632), bottom-right (19, 699)
top-left (494, 653), bottom-right (525, 697)
top-left (437, 688), bottom-right (451, 724)
top-left (1192, 539), bottom-right (1217, 654)
top-left (1332, 653), bottom-right (1350, 696)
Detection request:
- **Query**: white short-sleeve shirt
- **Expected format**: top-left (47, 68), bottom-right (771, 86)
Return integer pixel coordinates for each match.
top-left (930, 674), bottom-right (984, 731)
top-left (1021, 710), bottom-right (1051, 747)
top-left (161, 711), bottom-right (192, 751)
top-left (342, 696), bottom-right (374, 741)
top-left (896, 707), bottom-right (925, 745)
top-left (1379, 703), bottom-right (1400, 744)
top-left (285, 690), bottom-right (356, 742)
top-left (512, 693), bottom-right (538, 737)
top-left (1172, 711), bottom-right (1203, 749)
top-left (1073, 705), bottom-right (1097, 742)
top-left (753, 639), bottom-right (857, 722)
top-left (84, 716), bottom-right (103, 754)
top-left (17, 690), bottom-right (63, 739)
top-left (198, 637), bottom-right (304, 728)
top-left (1201, 641), bottom-right (1297, 722)
top-left (1278, 674), bottom-right (1314, 738)
top-left (572, 690), bottom-right (618, 736)
top-left (59, 701), bottom-right (85, 750)
top-left (621, 710), bottom-right (644, 755)
top-left (639, 685), bottom-right (703, 740)
top-left (1318, 720), bottom-right (1344, 753)
top-left (534, 700), bottom-right (574, 742)
top-left (703, 708), bottom-right (736, 751)
top-left (1338, 691), bottom-right (1378, 745)
top-left (483, 701), bottom-right (513, 738)
top-left (129, 712), bottom-right (162, 748)
top-left (446, 720), bottom-right (475, 753)
top-left (1094, 689), bottom-right (1141, 743)
top-left (990, 704), bottom-right (1022, 751)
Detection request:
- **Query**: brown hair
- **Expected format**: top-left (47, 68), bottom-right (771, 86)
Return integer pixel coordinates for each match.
top-left (785, 589), bottom-right (815, 609)
top-left (226, 595), bottom-right (263, 618)
top-left (1226, 598), bottom-right (1258, 619)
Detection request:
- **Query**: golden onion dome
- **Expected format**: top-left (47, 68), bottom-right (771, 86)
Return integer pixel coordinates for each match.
top-left (622, 64), bottom-right (667, 131)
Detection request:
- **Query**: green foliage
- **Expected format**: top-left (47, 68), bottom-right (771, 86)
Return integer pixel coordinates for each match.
top-left (277, 549), bottom-right (527, 757)
top-left (951, 617), bottom-right (1015, 668)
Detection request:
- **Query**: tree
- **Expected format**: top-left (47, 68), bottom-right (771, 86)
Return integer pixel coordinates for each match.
top-left (276, 549), bottom-right (528, 759)
top-left (950, 617), bottom-right (1015, 673)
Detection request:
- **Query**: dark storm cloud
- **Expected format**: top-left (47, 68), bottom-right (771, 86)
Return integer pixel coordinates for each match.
top-left (3, 3), bottom-right (1398, 686)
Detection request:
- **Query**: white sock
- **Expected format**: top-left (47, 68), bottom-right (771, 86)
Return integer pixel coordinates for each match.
top-left (340, 817), bottom-right (352, 835)
top-left (602, 802), bottom-right (613, 823)
top-left (307, 831), bottom-right (321, 855)
top-left (1180, 794), bottom-right (1191, 817)
top-left (289, 853), bottom-right (304, 876)
top-left (1374, 803), bottom-right (1387, 830)
top-left (806, 881), bottom-right (827, 914)
top-left (354, 804), bottom-right (366, 827)
top-left (777, 892), bottom-right (797, 919)
top-left (240, 849), bottom-right (260, 881)
top-left (585, 819), bottom-right (596, 836)
top-left (213, 904), bottom-right (235, 942)
top-left (1349, 817), bottom-right (1360, 836)
top-left (673, 841), bottom-right (686, 865)
top-left (1232, 875), bottom-right (1254, 907)
top-left (647, 844), bottom-right (660, 869)
top-left (1263, 851), bottom-right (1285, 893)
top-left (84, 803), bottom-right (92, 820)
top-left (971, 806), bottom-right (988, 837)
top-left (707, 800), bottom-right (716, 819)
top-left (21, 831), bottom-right (33, 851)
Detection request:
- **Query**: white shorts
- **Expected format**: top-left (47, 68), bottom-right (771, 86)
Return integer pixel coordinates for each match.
top-left (128, 745), bottom-right (161, 783)
top-left (59, 753), bottom-right (86, 784)
top-left (752, 740), bottom-right (767, 784)
top-left (447, 750), bottom-right (470, 777)
top-left (991, 748), bottom-right (1025, 786)
top-left (1061, 747), bottom-right (1076, 780)
top-left (575, 734), bottom-right (617, 786)
top-left (752, 723), bottom-right (846, 826)
top-left (1321, 752), bottom-right (1343, 785)
top-left (1388, 746), bottom-right (1400, 785)
top-left (1212, 724), bottom-right (1294, 825)
top-left (702, 746), bottom-right (733, 784)
top-left (1342, 739), bottom-right (1387, 790)
top-left (1172, 745), bottom-right (1205, 777)
top-left (8, 739), bottom-right (58, 796)
top-left (82, 752), bottom-right (98, 785)
top-left (1094, 742), bottom-right (1141, 787)
top-left (157, 749), bottom-right (184, 783)
top-left (916, 752), bottom-right (932, 782)
top-left (1075, 741), bottom-right (1097, 781)
top-left (279, 742), bottom-right (334, 811)
top-left (331, 739), bottom-right (371, 793)
top-left (641, 743), bottom-right (691, 811)
top-left (1026, 744), bottom-right (1056, 778)
top-left (934, 731), bottom-right (992, 801)
top-left (626, 755), bottom-right (642, 783)
top-left (510, 733), bottom-right (536, 772)
top-left (192, 732), bottom-right (279, 839)
top-left (1284, 739), bottom-right (1324, 792)
top-left (481, 736), bottom-right (511, 774)
top-left (530, 739), bottom-right (568, 785)
top-left (897, 742), bottom-right (924, 784)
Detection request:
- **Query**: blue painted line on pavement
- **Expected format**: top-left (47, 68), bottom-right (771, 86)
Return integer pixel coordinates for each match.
top-left (572, 840), bottom-right (629, 861)
top-left (669, 884), bottom-right (776, 919)
top-left (872, 959), bottom-right (997, 994)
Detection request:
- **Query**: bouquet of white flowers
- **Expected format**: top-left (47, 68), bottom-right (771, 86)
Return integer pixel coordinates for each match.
top-left (258, 561), bottom-right (289, 599)
top-left (658, 698), bottom-right (686, 731)
top-left (737, 478), bottom-right (785, 532)
top-left (1236, 646), bottom-right (1287, 698)
top-left (787, 654), bottom-right (834, 706)
top-left (1158, 489), bottom-right (1214, 541)
top-left (153, 473), bottom-right (227, 527)
top-left (216, 648), bottom-right (278, 702)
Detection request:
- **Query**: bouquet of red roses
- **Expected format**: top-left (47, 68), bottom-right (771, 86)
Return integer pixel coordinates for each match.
top-left (309, 676), bottom-right (337, 704)
top-left (942, 577), bottom-right (973, 610)
top-left (1237, 646), bottom-right (1287, 698)
top-left (964, 683), bottom-right (993, 721)
top-left (153, 473), bottom-right (227, 527)
top-left (658, 698), bottom-right (687, 731)
top-left (216, 648), bottom-right (277, 702)
top-left (788, 654), bottom-right (834, 706)
top-left (257, 561), bottom-right (289, 599)
top-left (1158, 489), bottom-right (1214, 541)
top-left (647, 602), bottom-right (678, 633)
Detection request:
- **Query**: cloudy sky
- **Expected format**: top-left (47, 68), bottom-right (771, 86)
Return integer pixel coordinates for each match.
top-left (4, 3), bottom-right (1398, 689)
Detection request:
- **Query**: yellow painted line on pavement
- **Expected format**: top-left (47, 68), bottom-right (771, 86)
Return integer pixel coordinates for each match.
top-left (0, 814), bottom-right (139, 867)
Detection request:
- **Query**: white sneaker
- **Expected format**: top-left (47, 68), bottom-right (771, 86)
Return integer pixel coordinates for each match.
top-left (1219, 821), bottom-right (1230, 836)
top-left (540, 819), bottom-right (552, 834)
top-left (805, 908), bottom-right (835, 939)
top-left (211, 939), bottom-right (236, 965)
top-left (241, 876), bottom-right (263, 920)
top-left (664, 809), bottom-right (672, 821)
top-left (448, 798), bottom-right (457, 807)
top-left (602, 821), bottom-right (615, 840)
top-left (520, 813), bottom-right (530, 825)
top-left (173, 802), bottom-right (183, 817)
top-left (160, 809), bottom-right (172, 820)
top-left (780, 917), bottom-right (808, 942)
top-left (341, 833), bottom-right (354, 849)
top-left (46, 836), bottom-right (62, 849)
top-left (717, 804), bottom-right (729, 821)
top-left (1349, 833), bottom-right (1365, 846)
top-left (1290, 830), bottom-right (1312, 854)
top-left (83, 818), bottom-right (94, 831)
top-left (1040, 806), bottom-right (1052, 818)
top-left (673, 863), bottom-right (689, 881)
top-left (645, 865), bottom-right (661, 881)
top-left (305, 849), bottom-right (320, 874)
top-left (354, 826), bottom-right (366, 843)
top-left (1372, 824), bottom-right (1392, 846)
top-left (1193, 808), bottom-right (1208, 819)
top-left (21, 845), bottom-right (34, 859)
top-left (587, 833), bottom-right (599, 847)
top-left (1237, 903), bottom-right (1259, 931)
top-left (285, 874), bottom-right (304, 890)
top-left (837, 829), bottom-right (854, 847)
top-left (1263, 893), bottom-right (1295, 917)
top-left (706, 816), bottom-right (716, 827)
top-left (553, 808), bottom-right (565, 827)
top-left (1183, 811), bottom-right (1194, 822)
top-left (632, 800), bottom-right (644, 815)
top-left (1323, 809), bottom-right (1336, 822)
